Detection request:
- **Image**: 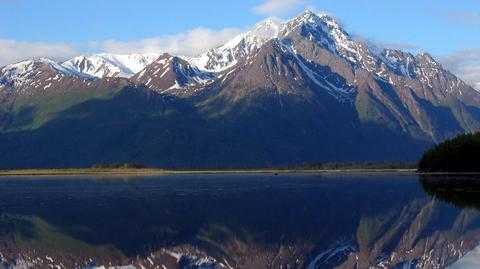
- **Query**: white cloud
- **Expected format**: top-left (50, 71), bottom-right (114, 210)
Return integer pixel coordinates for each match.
top-left (0, 27), bottom-right (242, 67)
top-left (439, 48), bottom-right (480, 91)
top-left (438, 11), bottom-right (480, 28)
top-left (98, 27), bottom-right (242, 56)
top-left (252, 0), bottom-right (304, 15)
top-left (0, 40), bottom-right (80, 66)
top-left (377, 42), bottom-right (422, 52)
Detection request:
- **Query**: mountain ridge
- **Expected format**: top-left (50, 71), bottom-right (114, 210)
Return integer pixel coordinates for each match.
top-left (0, 10), bottom-right (479, 168)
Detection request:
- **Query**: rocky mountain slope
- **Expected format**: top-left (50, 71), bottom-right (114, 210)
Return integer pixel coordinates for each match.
top-left (0, 10), bottom-right (479, 168)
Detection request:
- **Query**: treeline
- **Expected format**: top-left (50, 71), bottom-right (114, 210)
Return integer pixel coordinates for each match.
top-left (92, 162), bottom-right (145, 169)
top-left (281, 161), bottom-right (417, 170)
top-left (418, 132), bottom-right (480, 172)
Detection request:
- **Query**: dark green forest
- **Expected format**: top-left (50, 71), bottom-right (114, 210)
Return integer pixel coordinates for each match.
top-left (418, 132), bottom-right (480, 172)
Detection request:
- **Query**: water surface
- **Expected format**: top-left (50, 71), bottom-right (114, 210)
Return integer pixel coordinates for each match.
top-left (0, 173), bottom-right (479, 269)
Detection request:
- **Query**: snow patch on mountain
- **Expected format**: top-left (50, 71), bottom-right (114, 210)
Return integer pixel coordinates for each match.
top-left (280, 11), bottom-right (362, 63)
top-left (1, 10), bottom-right (473, 101)
top-left (280, 41), bottom-right (356, 101)
top-left (62, 53), bottom-right (159, 78)
top-left (185, 18), bottom-right (284, 72)
top-left (0, 58), bottom-right (71, 88)
top-left (183, 10), bottom-right (360, 72)
top-left (185, 10), bottom-right (375, 75)
top-left (133, 54), bottom-right (215, 94)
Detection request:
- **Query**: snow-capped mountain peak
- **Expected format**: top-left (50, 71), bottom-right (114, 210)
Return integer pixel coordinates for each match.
top-left (1, 9), bottom-right (475, 101)
top-left (249, 18), bottom-right (283, 40)
top-left (0, 58), bottom-right (72, 88)
top-left (281, 10), bottom-right (345, 37)
top-left (280, 10), bottom-right (362, 64)
top-left (186, 18), bottom-right (284, 72)
top-left (61, 53), bottom-right (159, 79)
top-left (185, 10), bottom-right (362, 73)
top-left (218, 17), bottom-right (283, 52)
top-left (132, 53), bottom-right (215, 96)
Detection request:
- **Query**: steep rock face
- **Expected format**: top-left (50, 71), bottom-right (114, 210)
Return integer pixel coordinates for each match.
top-left (274, 11), bottom-right (480, 142)
top-left (201, 40), bottom-right (318, 103)
top-left (131, 53), bottom-right (215, 97)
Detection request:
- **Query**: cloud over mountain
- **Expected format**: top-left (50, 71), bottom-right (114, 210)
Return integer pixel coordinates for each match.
top-left (440, 48), bottom-right (480, 90)
top-left (0, 27), bottom-right (242, 67)
top-left (439, 11), bottom-right (480, 28)
top-left (0, 40), bottom-right (80, 66)
top-left (252, 0), bottom-right (304, 15)
top-left (98, 27), bottom-right (242, 56)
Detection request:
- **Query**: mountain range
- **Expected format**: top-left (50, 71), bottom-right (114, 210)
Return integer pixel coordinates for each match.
top-left (1, 10), bottom-right (479, 169)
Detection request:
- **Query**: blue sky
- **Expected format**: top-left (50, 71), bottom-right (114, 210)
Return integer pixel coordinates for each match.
top-left (1, 0), bottom-right (479, 87)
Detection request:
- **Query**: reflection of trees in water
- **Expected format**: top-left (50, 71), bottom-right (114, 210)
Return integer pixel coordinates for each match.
top-left (419, 175), bottom-right (480, 210)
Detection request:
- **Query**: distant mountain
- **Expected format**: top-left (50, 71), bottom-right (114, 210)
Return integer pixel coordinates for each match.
top-left (131, 53), bottom-right (215, 96)
top-left (62, 53), bottom-right (159, 78)
top-left (1, 10), bottom-right (479, 168)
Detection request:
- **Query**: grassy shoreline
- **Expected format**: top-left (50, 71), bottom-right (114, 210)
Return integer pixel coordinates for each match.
top-left (0, 168), bottom-right (417, 176)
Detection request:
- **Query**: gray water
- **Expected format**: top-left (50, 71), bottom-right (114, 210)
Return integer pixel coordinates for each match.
top-left (0, 173), bottom-right (479, 269)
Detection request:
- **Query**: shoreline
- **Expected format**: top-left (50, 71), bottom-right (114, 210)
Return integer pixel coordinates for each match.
top-left (0, 168), bottom-right (418, 176)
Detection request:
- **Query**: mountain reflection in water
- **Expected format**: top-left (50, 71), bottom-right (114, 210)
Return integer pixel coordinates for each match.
top-left (0, 173), bottom-right (480, 269)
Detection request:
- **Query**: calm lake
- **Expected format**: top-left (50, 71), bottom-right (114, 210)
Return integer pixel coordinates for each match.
top-left (0, 173), bottom-right (479, 269)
